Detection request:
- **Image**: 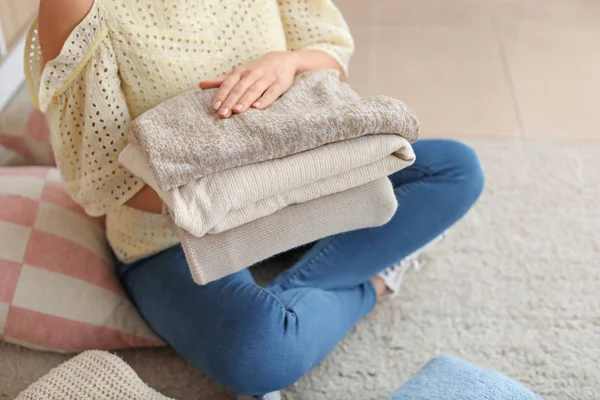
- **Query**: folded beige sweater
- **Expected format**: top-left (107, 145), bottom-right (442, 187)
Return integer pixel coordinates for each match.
top-left (179, 178), bottom-right (397, 284)
top-left (129, 70), bottom-right (419, 191)
top-left (119, 135), bottom-right (414, 237)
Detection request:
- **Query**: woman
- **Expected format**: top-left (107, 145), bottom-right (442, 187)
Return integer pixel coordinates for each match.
top-left (31, 0), bottom-right (484, 398)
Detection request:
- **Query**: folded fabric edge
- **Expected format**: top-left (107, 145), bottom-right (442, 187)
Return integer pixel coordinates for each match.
top-left (180, 178), bottom-right (397, 285)
top-left (120, 138), bottom-right (413, 238)
top-left (168, 135), bottom-right (413, 236)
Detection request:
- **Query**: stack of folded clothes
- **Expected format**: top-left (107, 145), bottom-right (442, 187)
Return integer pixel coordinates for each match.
top-left (119, 70), bottom-right (420, 284)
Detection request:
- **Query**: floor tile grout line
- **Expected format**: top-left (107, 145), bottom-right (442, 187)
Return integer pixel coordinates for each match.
top-left (491, 18), bottom-right (526, 141)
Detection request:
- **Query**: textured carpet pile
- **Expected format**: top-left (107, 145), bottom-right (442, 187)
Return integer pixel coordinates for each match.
top-left (1, 141), bottom-right (599, 399)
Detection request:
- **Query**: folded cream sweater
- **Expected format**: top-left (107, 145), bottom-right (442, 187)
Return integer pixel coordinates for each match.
top-left (178, 178), bottom-right (397, 284)
top-left (129, 70), bottom-right (419, 191)
top-left (119, 135), bottom-right (414, 237)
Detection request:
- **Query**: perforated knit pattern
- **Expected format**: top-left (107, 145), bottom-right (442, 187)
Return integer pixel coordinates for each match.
top-left (15, 350), bottom-right (172, 400)
top-left (24, 0), bottom-right (354, 263)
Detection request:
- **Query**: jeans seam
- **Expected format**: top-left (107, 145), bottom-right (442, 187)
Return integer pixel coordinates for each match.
top-left (407, 163), bottom-right (435, 178)
top-left (277, 235), bottom-right (342, 289)
top-left (283, 289), bottom-right (305, 312)
top-left (257, 285), bottom-right (295, 314)
top-left (364, 279), bottom-right (378, 311)
top-left (115, 263), bottom-right (138, 293)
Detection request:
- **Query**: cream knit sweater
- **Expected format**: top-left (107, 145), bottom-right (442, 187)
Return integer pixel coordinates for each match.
top-left (24, 0), bottom-right (354, 263)
top-left (120, 135), bottom-right (414, 237)
top-left (178, 178), bottom-right (399, 284)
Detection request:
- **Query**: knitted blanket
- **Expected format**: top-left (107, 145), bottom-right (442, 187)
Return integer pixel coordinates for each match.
top-left (129, 70), bottom-right (420, 191)
top-left (15, 351), bottom-right (172, 399)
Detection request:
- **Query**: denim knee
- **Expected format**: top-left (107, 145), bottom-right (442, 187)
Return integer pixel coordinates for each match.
top-left (443, 140), bottom-right (485, 201)
top-left (190, 310), bottom-right (308, 396)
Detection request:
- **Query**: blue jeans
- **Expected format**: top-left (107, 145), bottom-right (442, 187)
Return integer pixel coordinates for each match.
top-left (116, 139), bottom-right (484, 397)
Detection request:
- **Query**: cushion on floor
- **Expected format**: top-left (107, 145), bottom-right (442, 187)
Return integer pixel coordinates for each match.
top-left (0, 166), bottom-right (164, 352)
top-left (0, 108), bottom-right (54, 167)
top-left (15, 350), bottom-right (172, 399)
top-left (385, 355), bottom-right (541, 400)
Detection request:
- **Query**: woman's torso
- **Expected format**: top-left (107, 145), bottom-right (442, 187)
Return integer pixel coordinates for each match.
top-left (105, 0), bottom-right (288, 117)
top-left (98, 0), bottom-right (290, 262)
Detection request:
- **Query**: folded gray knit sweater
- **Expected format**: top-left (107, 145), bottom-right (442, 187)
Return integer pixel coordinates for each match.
top-left (129, 70), bottom-right (419, 191)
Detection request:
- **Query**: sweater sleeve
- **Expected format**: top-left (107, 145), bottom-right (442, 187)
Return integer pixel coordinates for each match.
top-left (24, 1), bottom-right (145, 217)
top-left (278, 0), bottom-right (355, 76)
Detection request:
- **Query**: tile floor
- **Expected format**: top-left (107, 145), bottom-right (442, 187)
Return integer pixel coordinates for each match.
top-left (339, 0), bottom-right (600, 141)
top-left (2, 1), bottom-right (599, 143)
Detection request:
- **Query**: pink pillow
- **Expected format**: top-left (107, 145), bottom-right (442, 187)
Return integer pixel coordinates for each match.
top-left (0, 109), bottom-right (55, 166)
top-left (0, 166), bottom-right (165, 352)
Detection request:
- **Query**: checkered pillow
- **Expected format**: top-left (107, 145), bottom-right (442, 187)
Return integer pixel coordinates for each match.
top-left (0, 166), bottom-right (164, 352)
top-left (0, 108), bottom-right (55, 166)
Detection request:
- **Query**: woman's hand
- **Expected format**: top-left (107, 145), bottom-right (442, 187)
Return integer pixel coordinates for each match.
top-left (199, 51), bottom-right (299, 118)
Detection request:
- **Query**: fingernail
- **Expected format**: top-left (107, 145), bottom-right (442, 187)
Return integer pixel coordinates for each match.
top-left (253, 101), bottom-right (262, 108)
top-left (213, 101), bottom-right (222, 110)
top-left (233, 104), bottom-right (243, 112)
top-left (219, 107), bottom-right (230, 117)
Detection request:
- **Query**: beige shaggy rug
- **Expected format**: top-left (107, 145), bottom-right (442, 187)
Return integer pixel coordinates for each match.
top-left (1, 141), bottom-right (599, 400)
